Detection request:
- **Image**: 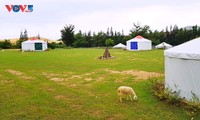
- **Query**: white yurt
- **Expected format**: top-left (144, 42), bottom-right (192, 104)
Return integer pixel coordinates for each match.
top-left (21, 38), bottom-right (48, 51)
top-left (164, 37), bottom-right (200, 100)
top-left (113, 43), bottom-right (126, 49)
top-left (155, 42), bottom-right (172, 49)
top-left (126, 35), bottom-right (152, 51)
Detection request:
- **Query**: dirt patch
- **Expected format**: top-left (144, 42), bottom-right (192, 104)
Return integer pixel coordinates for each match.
top-left (82, 72), bottom-right (95, 76)
top-left (42, 72), bottom-right (74, 79)
top-left (69, 72), bottom-right (95, 80)
top-left (84, 76), bottom-right (104, 82)
top-left (85, 77), bottom-right (93, 81)
top-left (43, 72), bottom-right (73, 82)
top-left (6, 69), bottom-right (34, 80)
top-left (46, 72), bottom-right (97, 82)
top-left (21, 76), bottom-right (34, 80)
top-left (96, 77), bottom-right (104, 82)
top-left (115, 79), bottom-right (123, 83)
top-left (105, 113), bottom-right (124, 120)
top-left (91, 110), bottom-right (102, 118)
top-left (42, 72), bottom-right (63, 78)
top-left (70, 75), bottom-right (82, 79)
top-left (128, 71), bottom-right (162, 80)
top-left (68, 84), bottom-right (78, 88)
top-left (6, 69), bottom-right (23, 76)
top-left (40, 87), bottom-right (55, 92)
top-left (49, 76), bottom-right (81, 82)
top-left (105, 69), bottom-right (162, 81)
top-left (43, 69), bottom-right (161, 84)
top-left (54, 95), bottom-right (67, 100)
top-left (71, 104), bottom-right (83, 110)
top-left (50, 77), bottom-right (66, 82)
top-left (0, 79), bottom-right (13, 84)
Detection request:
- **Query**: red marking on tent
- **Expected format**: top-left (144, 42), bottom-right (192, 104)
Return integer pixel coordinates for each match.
top-left (31, 37), bottom-right (38, 40)
top-left (135, 35), bottom-right (143, 39)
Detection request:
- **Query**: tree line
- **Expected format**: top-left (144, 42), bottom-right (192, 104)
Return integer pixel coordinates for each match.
top-left (0, 30), bottom-right (63, 49)
top-left (61, 23), bottom-right (200, 48)
top-left (1, 23), bottom-right (200, 49)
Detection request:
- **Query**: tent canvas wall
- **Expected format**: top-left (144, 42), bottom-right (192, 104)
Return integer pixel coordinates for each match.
top-left (22, 39), bottom-right (48, 51)
top-left (164, 37), bottom-right (200, 100)
top-left (126, 35), bottom-right (152, 51)
top-left (155, 42), bottom-right (172, 49)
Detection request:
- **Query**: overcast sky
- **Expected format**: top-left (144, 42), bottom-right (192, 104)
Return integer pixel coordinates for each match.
top-left (1, 0), bottom-right (200, 40)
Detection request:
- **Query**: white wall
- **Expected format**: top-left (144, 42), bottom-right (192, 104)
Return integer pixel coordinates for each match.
top-left (165, 57), bottom-right (200, 100)
top-left (42, 43), bottom-right (48, 50)
top-left (126, 41), bottom-right (152, 51)
top-left (22, 43), bottom-right (35, 51)
top-left (22, 42), bottom-right (48, 51)
top-left (137, 41), bottom-right (152, 50)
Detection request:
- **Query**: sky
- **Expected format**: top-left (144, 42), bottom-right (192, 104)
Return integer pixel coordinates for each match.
top-left (0, 0), bottom-right (200, 40)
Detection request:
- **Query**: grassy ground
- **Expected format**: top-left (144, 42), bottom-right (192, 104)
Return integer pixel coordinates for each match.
top-left (0, 48), bottom-right (198, 119)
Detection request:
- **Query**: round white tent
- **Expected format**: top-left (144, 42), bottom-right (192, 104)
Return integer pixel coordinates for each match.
top-left (126, 35), bottom-right (152, 51)
top-left (113, 43), bottom-right (126, 49)
top-left (155, 42), bottom-right (172, 49)
top-left (21, 38), bottom-right (48, 51)
top-left (164, 37), bottom-right (200, 100)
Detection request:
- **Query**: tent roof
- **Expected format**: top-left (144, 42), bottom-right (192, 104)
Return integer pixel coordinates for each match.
top-left (22, 39), bottom-right (47, 43)
top-left (164, 37), bottom-right (200, 60)
top-left (113, 43), bottom-right (126, 48)
top-left (127, 35), bottom-right (151, 42)
top-left (156, 42), bottom-right (172, 48)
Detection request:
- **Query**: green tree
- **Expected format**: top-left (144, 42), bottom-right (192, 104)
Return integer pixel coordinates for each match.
top-left (37, 34), bottom-right (41, 39)
top-left (16, 30), bottom-right (29, 48)
top-left (73, 31), bottom-right (88, 47)
top-left (48, 42), bottom-right (56, 49)
top-left (92, 32), bottom-right (106, 47)
top-left (0, 40), bottom-right (12, 49)
top-left (15, 39), bottom-right (24, 48)
top-left (24, 29), bottom-right (28, 40)
top-left (130, 22), bottom-right (151, 38)
top-left (60, 24), bottom-right (75, 47)
top-left (0, 41), bottom-right (3, 49)
top-left (105, 38), bottom-right (114, 47)
top-left (84, 31), bottom-right (93, 47)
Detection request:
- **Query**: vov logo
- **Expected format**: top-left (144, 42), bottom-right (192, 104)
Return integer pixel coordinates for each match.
top-left (5, 5), bottom-right (33, 12)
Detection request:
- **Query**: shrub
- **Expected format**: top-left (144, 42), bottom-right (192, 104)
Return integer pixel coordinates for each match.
top-left (0, 40), bottom-right (12, 49)
top-left (48, 42), bottom-right (66, 49)
top-left (148, 77), bottom-right (200, 117)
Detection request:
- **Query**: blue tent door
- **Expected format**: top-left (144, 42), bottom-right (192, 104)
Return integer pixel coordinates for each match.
top-left (131, 42), bottom-right (138, 50)
top-left (35, 43), bottom-right (43, 50)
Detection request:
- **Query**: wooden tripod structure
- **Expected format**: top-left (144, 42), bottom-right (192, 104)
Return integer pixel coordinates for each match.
top-left (98, 47), bottom-right (114, 59)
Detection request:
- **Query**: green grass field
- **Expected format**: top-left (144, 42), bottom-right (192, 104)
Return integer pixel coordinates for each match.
top-left (0, 49), bottom-right (198, 120)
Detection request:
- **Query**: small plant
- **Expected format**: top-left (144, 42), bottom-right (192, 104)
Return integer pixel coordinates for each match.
top-left (191, 92), bottom-right (200, 103)
top-left (149, 77), bottom-right (200, 117)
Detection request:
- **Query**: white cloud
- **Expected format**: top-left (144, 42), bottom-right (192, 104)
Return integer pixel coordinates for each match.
top-left (66, 4), bottom-right (199, 34)
top-left (1, 0), bottom-right (200, 40)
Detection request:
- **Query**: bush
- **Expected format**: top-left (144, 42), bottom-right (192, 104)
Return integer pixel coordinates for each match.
top-left (148, 77), bottom-right (200, 117)
top-left (48, 42), bottom-right (66, 49)
top-left (0, 40), bottom-right (12, 49)
top-left (48, 42), bottom-right (56, 49)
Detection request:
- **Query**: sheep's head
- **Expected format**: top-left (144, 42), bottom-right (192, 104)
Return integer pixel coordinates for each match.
top-left (133, 95), bottom-right (138, 100)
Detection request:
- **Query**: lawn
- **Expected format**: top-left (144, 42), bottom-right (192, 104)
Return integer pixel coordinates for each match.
top-left (0, 48), bottom-right (198, 120)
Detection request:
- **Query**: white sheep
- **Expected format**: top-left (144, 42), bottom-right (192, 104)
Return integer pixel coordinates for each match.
top-left (117, 86), bottom-right (137, 102)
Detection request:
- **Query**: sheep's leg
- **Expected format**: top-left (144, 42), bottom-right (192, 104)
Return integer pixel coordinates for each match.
top-left (126, 96), bottom-right (129, 100)
top-left (129, 94), bottom-right (133, 101)
top-left (120, 96), bottom-right (123, 102)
